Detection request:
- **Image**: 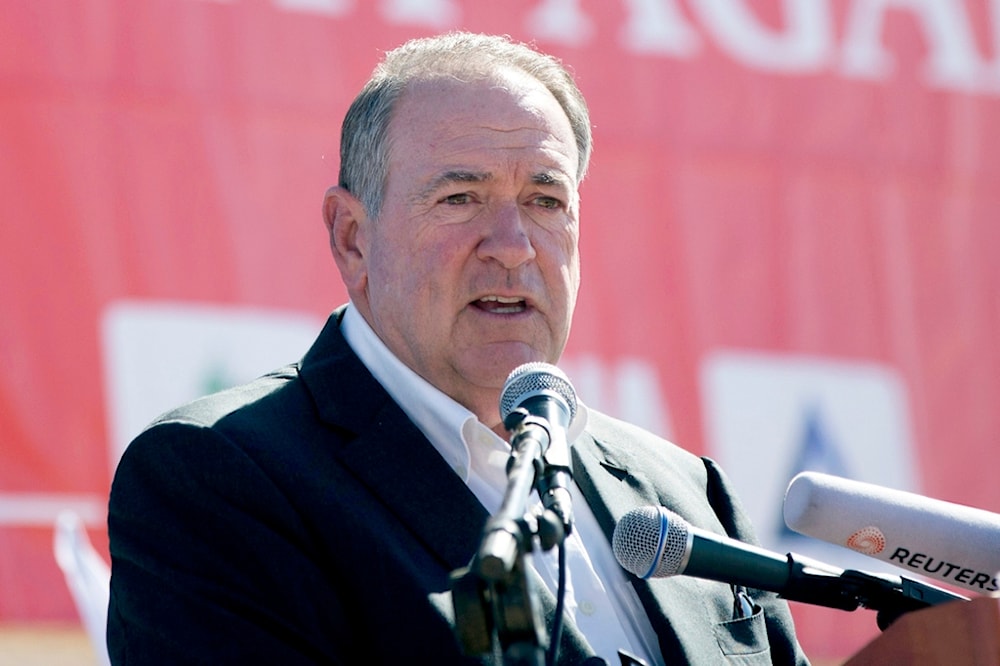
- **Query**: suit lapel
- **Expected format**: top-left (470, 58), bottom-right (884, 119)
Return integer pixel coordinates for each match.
top-left (571, 431), bottom-right (721, 662)
top-left (570, 430), bottom-right (661, 529)
top-left (298, 311), bottom-right (488, 572)
top-left (338, 405), bottom-right (489, 571)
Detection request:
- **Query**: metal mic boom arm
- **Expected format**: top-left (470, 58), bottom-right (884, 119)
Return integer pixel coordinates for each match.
top-left (450, 408), bottom-right (561, 665)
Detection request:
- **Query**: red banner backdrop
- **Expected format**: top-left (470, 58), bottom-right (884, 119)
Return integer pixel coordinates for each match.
top-left (3, 0), bottom-right (999, 660)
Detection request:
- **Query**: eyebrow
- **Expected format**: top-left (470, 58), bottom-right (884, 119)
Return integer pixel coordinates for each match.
top-left (419, 169), bottom-right (569, 199)
top-left (424, 169), bottom-right (493, 192)
top-left (413, 170), bottom-right (486, 202)
top-left (530, 172), bottom-right (566, 187)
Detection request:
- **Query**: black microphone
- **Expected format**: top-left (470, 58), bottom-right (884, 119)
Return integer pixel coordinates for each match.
top-left (612, 505), bottom-right (967, 628)
top-left (499, 362), bottom-right (578, 535)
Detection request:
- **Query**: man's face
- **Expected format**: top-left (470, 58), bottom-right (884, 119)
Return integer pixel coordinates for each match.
top-left (353, 70), bottom-right (581, 428)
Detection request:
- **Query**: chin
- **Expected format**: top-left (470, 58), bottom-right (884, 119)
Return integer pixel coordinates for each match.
top-left (460, 346), bottom-right (548, 387)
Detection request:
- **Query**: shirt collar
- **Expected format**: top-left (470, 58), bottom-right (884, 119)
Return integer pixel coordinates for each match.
top-left (340, 304), bottom-right (589, 483)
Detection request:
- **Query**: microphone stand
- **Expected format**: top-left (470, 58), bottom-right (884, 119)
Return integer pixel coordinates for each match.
top-left (451, 409), bottom-right (567, 666)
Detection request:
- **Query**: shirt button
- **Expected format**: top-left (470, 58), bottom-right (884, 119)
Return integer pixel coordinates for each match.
top-left (579, 600), bottom-right (596, 616)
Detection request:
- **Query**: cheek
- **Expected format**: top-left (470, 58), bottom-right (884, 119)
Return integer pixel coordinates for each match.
top-left (542, 231), bottom-right (581, 291)
top-left (364, 243), bottom-right (417, 316)
top-left (369, 234), bottom-right (459, 305)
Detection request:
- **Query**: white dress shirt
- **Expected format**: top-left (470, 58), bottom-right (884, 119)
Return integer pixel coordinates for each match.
top-left (341, 305), bottom-right (664, 665)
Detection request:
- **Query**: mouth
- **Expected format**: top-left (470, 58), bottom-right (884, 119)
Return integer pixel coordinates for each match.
top-left (472, 295), bottom-right (529, 315)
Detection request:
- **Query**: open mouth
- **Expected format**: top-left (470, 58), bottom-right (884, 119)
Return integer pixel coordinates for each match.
top-left (474, 295), bottom-right (528, 315)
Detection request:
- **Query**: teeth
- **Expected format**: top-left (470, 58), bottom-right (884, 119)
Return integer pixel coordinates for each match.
top-left (478, 295), bottom-right (526, 314)
top-left (480, 295), bottom-right (522, 304)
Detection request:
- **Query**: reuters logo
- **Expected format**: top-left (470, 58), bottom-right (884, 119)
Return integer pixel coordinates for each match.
top-left (845, 526), bottom-right (886, 555)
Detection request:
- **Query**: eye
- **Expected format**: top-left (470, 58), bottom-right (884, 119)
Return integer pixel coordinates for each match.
top-left (441, 192), bottom-right (474, 205)
top-left (533, 195), bottom-right (564, 210)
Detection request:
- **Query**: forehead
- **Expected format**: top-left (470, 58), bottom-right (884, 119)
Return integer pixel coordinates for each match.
top-left (386, 70), bottom-right (579, 183)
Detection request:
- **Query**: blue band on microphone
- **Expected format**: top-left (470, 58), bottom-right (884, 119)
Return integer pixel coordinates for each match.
top-left (642, 508), bottom-right (669, 579)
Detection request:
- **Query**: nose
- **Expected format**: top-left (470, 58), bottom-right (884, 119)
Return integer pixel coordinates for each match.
top-left (476, 203), bottom-right (536, 269)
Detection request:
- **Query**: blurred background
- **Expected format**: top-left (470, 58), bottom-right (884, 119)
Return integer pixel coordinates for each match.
top-left (2, 0), bottom-right (998, 663)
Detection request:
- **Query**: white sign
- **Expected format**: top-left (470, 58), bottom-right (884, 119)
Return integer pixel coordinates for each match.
top-left (101, 300), bottom-right (323, 469)
top-left (701, 350), bottom-right (919, 571)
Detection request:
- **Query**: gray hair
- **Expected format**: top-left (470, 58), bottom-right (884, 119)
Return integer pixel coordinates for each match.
top-left (338, 32), bottom-right (592, 219)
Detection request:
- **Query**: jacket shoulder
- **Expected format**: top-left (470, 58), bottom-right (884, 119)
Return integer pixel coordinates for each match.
top-left (147, 364), bottom-right (302, 431)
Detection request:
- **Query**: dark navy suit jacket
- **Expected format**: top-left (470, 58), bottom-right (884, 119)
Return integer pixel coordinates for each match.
top-left (107, 308), bottom-right (808, 664)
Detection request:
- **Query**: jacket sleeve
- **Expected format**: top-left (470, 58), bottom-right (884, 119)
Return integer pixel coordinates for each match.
top-left (107, 420), bottom-right (354, 665)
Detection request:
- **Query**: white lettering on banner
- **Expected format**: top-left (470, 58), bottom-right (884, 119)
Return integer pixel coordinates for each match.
top-left (274, 0), bottom-right (352, 16)
top-left (691, 0), bottom-right (832, 72)
top-left (382, 0), bottom-right (461, 28)
top-left (526, 0), bottom-right (595, 47)
top-left (840, 0), bottom-right (991, 89)
top-left (619, 0), bottom-right (701, 56)
top-left (560, 356), bottom-right (674, 440)
top-left (217, 0), bottom-right (1000, 95)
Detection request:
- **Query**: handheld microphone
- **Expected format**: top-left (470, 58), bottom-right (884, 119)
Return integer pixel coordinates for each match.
top-left (499, 362), bottom-right (578, 434)
top-left (499, 362), bottom-right (578, 534)
top-left (612, 505), bottom-right (966, 627)
top-left (783, 471), bottom-right (1000, 595)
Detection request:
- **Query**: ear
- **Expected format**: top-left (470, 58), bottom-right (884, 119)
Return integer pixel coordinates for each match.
top-left (323, 186), bottom-right (370, 298)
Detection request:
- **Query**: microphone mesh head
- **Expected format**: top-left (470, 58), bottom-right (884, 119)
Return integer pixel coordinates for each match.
top-left (499, 362), bottom-right (578, 422)
top-left (612, 506), bottom-right (691, 579)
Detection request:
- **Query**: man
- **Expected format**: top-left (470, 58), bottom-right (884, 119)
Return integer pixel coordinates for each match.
top-left (107, 32), bottom-right (808, 664)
